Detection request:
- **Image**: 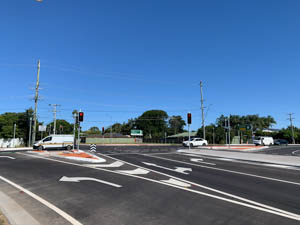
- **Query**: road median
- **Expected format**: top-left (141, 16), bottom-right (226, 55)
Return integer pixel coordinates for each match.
top-left (178, 149), bottom-right (300, 167)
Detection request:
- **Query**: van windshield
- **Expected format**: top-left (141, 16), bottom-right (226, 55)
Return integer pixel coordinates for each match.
top-left (43, 137), bottom-right (52, 142)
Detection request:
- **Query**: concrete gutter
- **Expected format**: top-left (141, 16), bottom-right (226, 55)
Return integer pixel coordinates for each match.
top-left (0, 191), bottom-right (40, 225)
top-left (178, 149), bottom-right (300, 167)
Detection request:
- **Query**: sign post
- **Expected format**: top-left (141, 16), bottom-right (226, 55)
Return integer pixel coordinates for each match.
top-left (187, 113), bottom-right (192, 150)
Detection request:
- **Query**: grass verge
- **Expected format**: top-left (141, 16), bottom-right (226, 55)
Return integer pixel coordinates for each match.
top-left (0, 211), bottom-right (10, 225)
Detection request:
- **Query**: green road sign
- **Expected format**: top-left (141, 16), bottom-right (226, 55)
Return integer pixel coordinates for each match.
top-left (131, 129), bottom-right (143, 136)
top-left (239, 124), bottom-right (252, 131)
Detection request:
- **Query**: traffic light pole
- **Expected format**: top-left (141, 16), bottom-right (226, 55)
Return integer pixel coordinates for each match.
top-left (188, 124), bottom-right (190, 150)
top-left (77, 121), bottom-right (80, 150)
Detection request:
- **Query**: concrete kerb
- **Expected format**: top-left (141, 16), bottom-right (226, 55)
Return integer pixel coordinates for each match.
top-left (178, 149), bottom-right (300, 167)
top-left (0, 190), bottom-right (40, 225)
top-left (0, 147), bottom-right (32, 152)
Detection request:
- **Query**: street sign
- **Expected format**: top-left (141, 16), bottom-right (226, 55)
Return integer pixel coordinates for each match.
top-left (239, 124), bottom-right (252, 131)
top-left (90, 144), bottom-right (96, 152)
top-left (131, 129), bottom-right (143, 136)
top-left (38, 125), bottom-right (47, 132)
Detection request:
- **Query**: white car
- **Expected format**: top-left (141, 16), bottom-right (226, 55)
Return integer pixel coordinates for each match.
top-left (183, 138), bottom-right (208, 147)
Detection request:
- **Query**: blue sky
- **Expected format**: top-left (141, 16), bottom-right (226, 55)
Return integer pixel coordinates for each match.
top-left (1, 0), bottom-right (300, 131)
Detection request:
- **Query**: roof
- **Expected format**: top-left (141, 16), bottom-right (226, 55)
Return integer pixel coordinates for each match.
top-left (167, 131), bottom-right (198, 138)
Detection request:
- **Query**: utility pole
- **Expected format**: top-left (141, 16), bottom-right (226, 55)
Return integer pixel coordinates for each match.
top-left (32, 60), bottom-right (40, 145)
top-left (212, 126), bottom-right (215, 145)
top-left (49, 104), bottom-right (60, 134)
top-left (13, 124), bottom-right (16, 147)
top-left (200, 81), bottom-right (205, 140)
top-left (288, 113), bottom-right (296, 144)
top-left (29, 117), bottom-right (32, 147)
top-left (228, 115), bottom-right (231, 148)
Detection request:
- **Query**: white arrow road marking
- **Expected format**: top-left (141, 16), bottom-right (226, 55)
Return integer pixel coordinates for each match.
top-left (174, 167), bottom-right (192, 173)
top-left (85, 161), bottom-right (124, 168)
top-left (190, 158), bottom-right (203, 162)
top-left (161, 178), bottom-right (191, 188)
top-left (0, 156), bottom-right (15, 159)
top-left (142, 162), bottom-right (192, 174)
top-left (59, 176), bottom-right (122, 188)
top-left (116, 168), bottom-right (149, 175)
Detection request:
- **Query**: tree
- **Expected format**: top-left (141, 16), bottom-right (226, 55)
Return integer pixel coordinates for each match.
top-left (168, 116), bottom-right (186, 135)
top-left (135, 110), bottom-right (168, 138)
top-left (47, 119), bottom-right (73, 135)
top-left (86, 126), bottom-right (101, 135)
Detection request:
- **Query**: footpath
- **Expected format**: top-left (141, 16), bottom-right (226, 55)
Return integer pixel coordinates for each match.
top-left (178, 148), bottom-right (300, 167)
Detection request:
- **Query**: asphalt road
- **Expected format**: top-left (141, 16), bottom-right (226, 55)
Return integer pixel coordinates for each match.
top-left (0, 146), bottom-right (300, 225)
top-left (253, 145), bottom-right (300, 156)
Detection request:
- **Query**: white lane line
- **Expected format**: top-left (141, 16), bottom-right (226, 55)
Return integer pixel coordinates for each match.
top-left (0, 175), bottom-right (83, 225)
top-left (142, 162), bottom-right (192, 175)
top-left (143, 154), bottom-right (300, 186)
top-left (0, 156), bottom-right (15, 159)
top-left (116, 168), bottom-right (149, 175)
top-left (292, 150), bottom-right (300, 156)
top-left (85, 161), bottom-right (124, 168)
top-left (19, 152), bottom-right (300, 221)
top-left (59, 176), bottom-right (122, 188)
top-left (161, 178), bottom-right (191, 188)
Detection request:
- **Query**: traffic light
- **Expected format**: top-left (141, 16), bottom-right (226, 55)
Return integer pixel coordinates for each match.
top-left (187, 113), bottom-right (192, 124)
top-left (78, 112), bottom-right (84, 122)
top-left (102, 127), bottom-right (105, 134)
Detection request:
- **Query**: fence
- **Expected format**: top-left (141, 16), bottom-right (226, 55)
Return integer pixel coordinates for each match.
top-left (0, 138), bottom-right (24, 148)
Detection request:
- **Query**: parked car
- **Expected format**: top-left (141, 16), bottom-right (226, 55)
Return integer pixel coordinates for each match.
top-left (33, 135), bottom-right (74, 150)
top-left (253, 136), bottom-right (274, 146)
top-left (274, 139), bottom-right (288, 145)
top-left (183, 138), bottom-right (208, 147)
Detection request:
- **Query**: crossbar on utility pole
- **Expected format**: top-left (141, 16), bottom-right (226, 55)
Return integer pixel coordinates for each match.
top-left (200, 81), bottom-right (205, 140)
top-left (288, 113), bottom-right (296, 144)
top-left (32, 60), bottom-right (40, 145)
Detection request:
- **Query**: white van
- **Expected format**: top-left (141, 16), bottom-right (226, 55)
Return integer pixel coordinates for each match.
top-left (253, 136), bottom-right (274, 146)
top-left (33, 135), bottom-right (74, 150)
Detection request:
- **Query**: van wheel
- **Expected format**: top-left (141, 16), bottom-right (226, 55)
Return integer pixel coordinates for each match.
top-left (190, 143), bottom-right (194, 147)
top-left (202, 143), bottom-right (207, 146)
top-left (38, 145), bottom-right (43, 150)
top-left (66, 145), bottom-right (72, 151)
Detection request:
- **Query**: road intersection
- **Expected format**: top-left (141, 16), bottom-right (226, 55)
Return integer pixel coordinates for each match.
top-left (0, 145), bottom-right (300, 225)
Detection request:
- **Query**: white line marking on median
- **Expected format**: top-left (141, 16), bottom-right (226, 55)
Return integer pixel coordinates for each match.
top-left (0, 175), bottom-right (83, 225)
top-left (161, 178), bottom-right (191, 188)
top-left (116, 168), bottom-right (149, 175)
top-left (85, 161), bottom-right (124, 168)
top-left (18, 152), bottom-right (300, 221)
top-left (144, 154), bottom-right (300, 186)
top-left (0, 156), bottom-right (15, 159)
top-left (143, 162), bottom-right (192, 174)
top-left (59, 176), bottom-right (122, 188)
top-left (292, 150), bottom-right (300, 156)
